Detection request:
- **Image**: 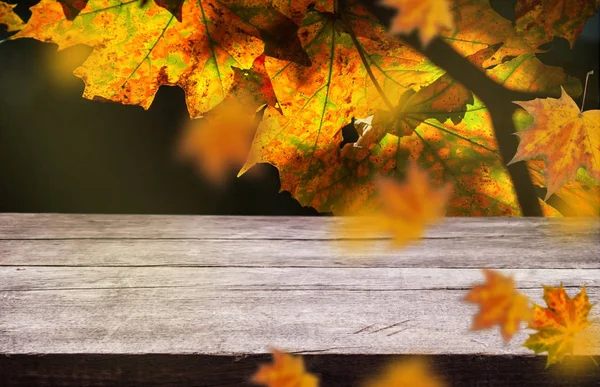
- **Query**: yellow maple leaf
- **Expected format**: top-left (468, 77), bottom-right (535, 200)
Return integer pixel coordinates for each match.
top-left (364, 358), bottom-right (446, 387)
top-left (508, 87), bottom-right (600, 200)
top-left (523, 284), bottom-right (597, 367)
top-left (177, 100), bottom-right (258, 183)
top-left (464, 269), bottom-right (532, 341)
top-left (0, 1), bottom-right (25, 32)
top-left (380, 0), bottom-right (455, 46)
top-left (251, 349), bottom-right (319, 387)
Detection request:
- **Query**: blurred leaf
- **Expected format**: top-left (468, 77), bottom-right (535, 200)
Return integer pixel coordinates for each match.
top-left (251, 349), bottom-right (319, 387)
top-left (464, 269), bottom-right (532, 341)
top-left (380, 0), bottom-right (455, 46)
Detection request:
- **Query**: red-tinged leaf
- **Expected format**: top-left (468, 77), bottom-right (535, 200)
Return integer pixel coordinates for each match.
top-left (524, 285), bottom-right (597, 367)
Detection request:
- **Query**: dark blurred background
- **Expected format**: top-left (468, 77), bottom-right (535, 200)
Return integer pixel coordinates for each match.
top-left (0, 0), bottom-right (598, 215)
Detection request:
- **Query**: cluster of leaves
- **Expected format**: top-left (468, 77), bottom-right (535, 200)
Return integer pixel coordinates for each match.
top-left (1, 0), bottom-right (598, 219)
top-left (465, 270), bottom-right (598, 368)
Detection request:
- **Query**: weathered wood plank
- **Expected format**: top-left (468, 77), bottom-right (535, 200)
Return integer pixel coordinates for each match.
top-left (1, 267), bottom-right (598, 355)
top-left (1, 214), bottom-right (598, 240)
top-left (1, 237), bottom-right (598, 268)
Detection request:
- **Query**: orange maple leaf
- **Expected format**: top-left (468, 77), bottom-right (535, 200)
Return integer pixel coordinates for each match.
top-left (464, 269), bottom-right (532, 341)
top-left (380, 0), bottom-right (455, 46)
top-left (339, 163), bottom-right (452, 247)
top-left (523, 284), bottom-right (597, 367)
top-left (508, 87), bottom-right (600, 199)
top-left (251, 349), bottom-right (319, 387)
top-left (364, 358), bottom-right (446, 387)
top-left (178, 100), bottom-right (259, 183)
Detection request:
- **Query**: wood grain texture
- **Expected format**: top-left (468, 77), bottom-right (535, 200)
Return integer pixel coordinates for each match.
top-left (0, 215), bottom-right (598, 362)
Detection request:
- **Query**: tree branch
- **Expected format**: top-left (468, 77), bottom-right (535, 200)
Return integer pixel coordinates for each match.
top-left (415, 38), bottom-right (543, 216)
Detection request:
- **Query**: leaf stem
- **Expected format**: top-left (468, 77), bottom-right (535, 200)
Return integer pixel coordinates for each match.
top-left (581, 70), bottom-right (594, 112)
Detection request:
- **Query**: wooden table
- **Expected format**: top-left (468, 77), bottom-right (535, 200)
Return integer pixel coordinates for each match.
top-left (0, 214), bottom-right (599, 386)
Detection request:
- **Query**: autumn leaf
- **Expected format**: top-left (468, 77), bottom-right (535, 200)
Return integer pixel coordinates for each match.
top-left (441, 0), bottom-right (536, 68)
top-left (464, 269), bottom-right (532, 341)
top-left (515, 0), bottom-right (599, 49)
top-left (338, 163), bottom-right (452, 247)
top-left (241, 0), bottom-right (444, 212)
top-left (523, 285), bottom-right (597, 367)
top-left (251, 349), bottom-right (319, 387)
top-left (364, 358), bottom-right (446, 387)
top-left (0, 1), bottom-right (24, 32)
top-left (441, 0), bottom-right (581, 96)
top-left (512, 107), bottom-right (600, 216)
top-left (178, 101), bottom-right (259, 183)
top-left (10, 0), bottom-right (308, 118)
top-left (375, 163), bottom-right (452, 245)
top-left (380, 0), bottom-right (455, 47)
top-left (508, 87), bottom-right (600, 200)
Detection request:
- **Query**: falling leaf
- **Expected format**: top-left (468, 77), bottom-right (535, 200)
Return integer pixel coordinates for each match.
top-left (0, 1), bottom-right (25, 32)
top-left (515, 0), bottom-right (599, 49)
top-left (251, 349), bottom-right (319, 387)
top-left (178, 100), bottom-right (259, 183)
top-left (380, 0), bottom-right (454, 47)
top-left (464, 269), bottom-right (532, 341)
top-left (364, 358), bottom-right (446, 387)
top-left (523, 285), bottom-right (597, 367)
top-left (508, 87), bottom-right (600, 199)
top-left (339, 163), bottom-right (452, 247)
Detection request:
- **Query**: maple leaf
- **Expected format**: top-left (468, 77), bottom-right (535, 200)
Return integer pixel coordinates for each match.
top-left (364, 358), bottom-right (446, 387)
top-left (240, 0), bottom-right (445, 211)
top-left (441, 0), bottom-right (581, 96)
top-left (251, 349), bottom-right (319, 387)
top-left (178, 101), bottom-right (260, 183)
top-left (515, 0), bottom-right (599, 49)
top-left (338, 163), bottom-right (452, 247)
top-left (508, 87), bottom-right (600, 200)
top-left (441, 0), bottom-right (536, 68)
top-left (0, 1), bottom-right (24, 32)
top-left (375, 164), bottom-right (452, 245)
top-left (523, 285), bottom-right (597, 367)
top-left (464, 269), bottom-right (532, 341)
top-left (11, 0), bottom-right (305, 118)
top-left (178, 54), bottom-right (279, 181)
top-left (380, 0), bottom-right (455, 47)
top-left (512, 107), bottom-right (600, 216)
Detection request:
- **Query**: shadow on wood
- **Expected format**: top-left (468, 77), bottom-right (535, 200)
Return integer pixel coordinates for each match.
top-left (1, 354), bottom-right (599, 386)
